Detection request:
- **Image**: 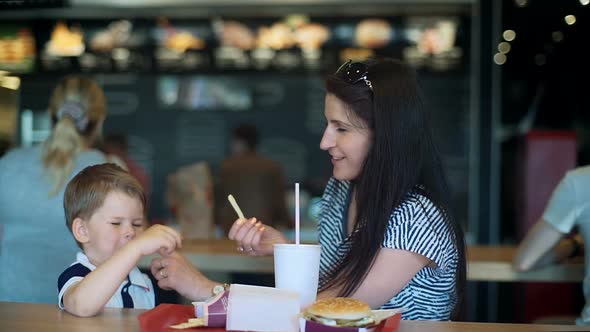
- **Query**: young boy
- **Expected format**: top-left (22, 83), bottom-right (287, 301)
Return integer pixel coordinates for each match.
top-left (57, 163), bottom-right (182, 317)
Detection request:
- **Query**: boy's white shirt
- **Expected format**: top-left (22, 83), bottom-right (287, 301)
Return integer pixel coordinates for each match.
top-left (58, 252), bottom-right (155, 309)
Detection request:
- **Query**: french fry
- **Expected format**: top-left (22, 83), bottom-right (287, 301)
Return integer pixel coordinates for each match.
top-left (227, 194), bottom-right (245, 219)
top-left (169, 317), bottom-right (205, 329)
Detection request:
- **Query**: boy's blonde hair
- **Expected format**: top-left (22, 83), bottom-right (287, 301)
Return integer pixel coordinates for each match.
top-left (64, 163), bottom-right (147, 248)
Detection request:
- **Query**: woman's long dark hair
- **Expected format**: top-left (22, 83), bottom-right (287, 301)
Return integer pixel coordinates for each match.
top-left (320, 58), bottom-right (466, 320)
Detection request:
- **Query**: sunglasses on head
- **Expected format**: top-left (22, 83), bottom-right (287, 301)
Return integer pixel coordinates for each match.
top-left (334, 60), bottom-right (373, 90)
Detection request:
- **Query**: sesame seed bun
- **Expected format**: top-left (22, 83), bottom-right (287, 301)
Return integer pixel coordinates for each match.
top-left (306, 298), bottom-right (372, 320)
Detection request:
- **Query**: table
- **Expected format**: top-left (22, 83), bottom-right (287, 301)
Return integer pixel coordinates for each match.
top-left (138, 240), bottom-right (585, 283)
top-left (467, 245), bottom-right (584, 282)
top-left (1, 302), bottom-right (588, 332)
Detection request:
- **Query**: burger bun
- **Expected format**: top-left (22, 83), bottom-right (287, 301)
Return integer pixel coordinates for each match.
top-left (307, 298), bottom-right (372, 320)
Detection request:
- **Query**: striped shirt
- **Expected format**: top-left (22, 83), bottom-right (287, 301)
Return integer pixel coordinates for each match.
top-left (318, 178), bottom-right (458, 320)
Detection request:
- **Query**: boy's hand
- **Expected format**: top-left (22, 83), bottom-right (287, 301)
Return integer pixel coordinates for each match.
top-left (132, 224), bottom-right (182, 257)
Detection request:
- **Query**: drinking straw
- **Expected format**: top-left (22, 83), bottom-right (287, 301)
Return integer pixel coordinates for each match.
top-left (295, 183), bottom-right (300, 245)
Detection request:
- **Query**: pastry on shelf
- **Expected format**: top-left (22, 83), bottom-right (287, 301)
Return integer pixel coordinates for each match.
top-left (0, 29), bottom-right (35, 65)
top-left (217, 20), bottom-right (255, 50)
top-left (256, 23), bottom-right (295, 50)
top-left (165, 31), bottom-right (205, 53)
top-left (157, 17), bottom-right (206, 54)
top-left (355, 18), bottom-right (392, 49)
top-left (46, 21), bottom-right (84, 57)
top-left (295, 23), bottom-right (330, 51)
top-left (90, 20), bottom-right (134, 52)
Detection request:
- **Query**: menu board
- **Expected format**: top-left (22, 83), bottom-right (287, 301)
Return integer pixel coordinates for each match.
top-left (157, 76), bottom-right (252, 111)
top-left (259, 138), bottom-right (308, 183)
top-left (305, 77), bottom-right (326, 135)
top-left (175, 113), bottom-right (227, 164)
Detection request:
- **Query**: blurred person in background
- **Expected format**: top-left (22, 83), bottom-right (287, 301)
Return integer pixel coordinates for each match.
top-left (100, 133), bottom-right (150, 196)
top-left (0, 75), bottom-right (108, 303)
top-left (215, 123), bottom-right (291, 236)
top-left (514, 165), bottom-right (590, 325)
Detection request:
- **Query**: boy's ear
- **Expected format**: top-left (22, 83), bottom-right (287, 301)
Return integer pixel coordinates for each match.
top-left (72, 218), bottom-right (90, 244)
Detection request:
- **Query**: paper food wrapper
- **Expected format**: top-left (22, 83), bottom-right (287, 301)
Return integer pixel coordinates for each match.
top-left (193, 290), bottom-right (229, 327)
top-left (227, 284), bottom-right (300, 332)
top-left (299, 309), bottom-right (403, 332)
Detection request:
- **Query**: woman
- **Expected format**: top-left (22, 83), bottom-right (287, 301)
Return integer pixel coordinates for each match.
top-left (0, 76), bottom-right (108, 303)
top-left (152, 58), bottom-right (466, 320)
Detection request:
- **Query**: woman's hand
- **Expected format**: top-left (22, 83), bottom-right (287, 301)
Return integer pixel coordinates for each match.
top-left (151, 252), bottom-right (216, 301)
top-left (228, 218), bottom-right (289, 256)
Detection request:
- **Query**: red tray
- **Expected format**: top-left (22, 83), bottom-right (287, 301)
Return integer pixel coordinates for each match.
top-left (138, 304), bottom-right (400, 332)
top-left (138, 304), bottom-right (225, 332)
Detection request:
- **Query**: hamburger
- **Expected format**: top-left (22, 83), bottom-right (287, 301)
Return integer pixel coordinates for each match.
top-left (303, 298), bottom-right (375, 327)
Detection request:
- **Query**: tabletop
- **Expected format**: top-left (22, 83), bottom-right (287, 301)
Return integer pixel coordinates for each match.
top-left (1, 302), bottom-right (589, 332)
top-left (138, 240), bottom-right (585, 283)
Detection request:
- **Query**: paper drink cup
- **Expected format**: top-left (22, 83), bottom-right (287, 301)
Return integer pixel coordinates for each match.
top-left (273, 243), bottom-right (321, 309)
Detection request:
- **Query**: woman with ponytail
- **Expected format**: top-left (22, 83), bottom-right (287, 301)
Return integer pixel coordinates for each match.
top-left (0, 75), bottom-right (108, 303)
